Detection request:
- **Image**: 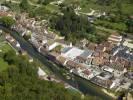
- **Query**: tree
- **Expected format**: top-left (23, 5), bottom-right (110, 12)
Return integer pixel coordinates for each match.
top-left (0, 16), bottom-right (15, 28)
top-left (38, 0), bottom-right (54, 5)
top-left (126, 17), bottom-right (133, 33)
top-left (19, 0), bottom-right (30, 11)
top-left (50, 6), bottom-right (96, 43)
top-left (29, 6), bottom-right (50, 19)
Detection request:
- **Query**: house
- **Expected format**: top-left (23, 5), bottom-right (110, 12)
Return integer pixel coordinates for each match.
top-left (47, 51), bottom-right (60, 61)
top-left (80, 50), bottom-right (93, 59)
top-left (116, 47), bottom-right (133, 62)
top-left (108, 34), bottom-right (122, 45)
top-left (111, 45), bottom-right (133, 62)
top-left (97, 42), bottom-right (115, 53)
top-left (92, 52), bottom-right (110, 66)
top-left (92, 57), bottom-right (104, 66)
top-left (80, 69), bottom-right (93, 79)
top-left (66, 60), bottom-right (84, 69)
top-left (86, 42), bottom-right (97, 51)
top-left (75, 50), bottom-right (93, 64)
top-left (44, 40), bottom-right (60, 51)
top-left (123, 39), bottom-right (133, 49)
top-left (0, 5), bottom-right (9, 12)
top-left (56, 55), bottom-right (67, 65)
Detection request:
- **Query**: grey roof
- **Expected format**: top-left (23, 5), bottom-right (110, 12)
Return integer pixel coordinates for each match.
top-left (114, 46), bottom-right (133, 62)
top-left (111, 46), bottom-right (133, 62)
top-left (79, 50), bottom-right (93, 58)
top-left (61, 47), bottom-right (72, 54)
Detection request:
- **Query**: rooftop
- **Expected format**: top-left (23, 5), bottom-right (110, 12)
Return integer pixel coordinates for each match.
top-left (123, 39), bottom-right (133, 49)
top-left (79, 50), bottom-right (93, 59)
top-left (56, 56), bottom-right (67, 65)
top-left (61, 47), bottom-right (72, 54)
top-left (62, 47), bottom-right (84, 60)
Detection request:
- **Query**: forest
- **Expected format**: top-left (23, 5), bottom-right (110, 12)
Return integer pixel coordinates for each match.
top-left (49, 6), bottom-right (106, 44)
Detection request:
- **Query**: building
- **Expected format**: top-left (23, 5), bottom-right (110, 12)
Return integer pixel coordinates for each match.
top-left (123, 39), bottom-right (133, 49)
top-left (92, 52), bottom-right (110, 66)
top-left (111, 46), bottom-right (133, 62)
top-left (108, 34), bottom-right (122, 45)
top-left (45, 40), bottom-right (59, 51)
top-left (0, 5), bottom-right (9, 12)
top-left (61, 47), bottom-right (84, 60)
top-left (56, 55), bottom-right (67, 65)
top-left (75, 50), bottom-right (93, 64)
top-left (66, 60), bottom-right (81, 69)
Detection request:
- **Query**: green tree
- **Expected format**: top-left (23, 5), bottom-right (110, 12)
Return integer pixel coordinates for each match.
top-left (50, 6), bottom-right (97, 43)
top-left (0, 16), bottom-right (15, 28)
top-left (126, 18), bottom-right (133, 33)
top-left (19, 0), bottom-right (30, 11)
top-left (38, 0), bottom-right (54, 5)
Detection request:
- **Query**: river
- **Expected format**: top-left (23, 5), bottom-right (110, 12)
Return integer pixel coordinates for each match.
top-left (0, 26), bottom-right (113, 100)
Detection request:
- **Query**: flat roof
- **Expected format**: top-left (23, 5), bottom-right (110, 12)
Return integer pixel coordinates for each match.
top-left (79, 50), bottom-right (93, 58)
top-left (63, 47), bottom-right (84, 60)
top-left (61, 47), bottom-right (72, 54)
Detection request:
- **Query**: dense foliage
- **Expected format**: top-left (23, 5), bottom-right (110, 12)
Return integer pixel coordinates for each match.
top-left (29, 6), bottom-right (51, 19)
top-left (50, 6), bottom-right (106, 43)
top-left (126, 17), bottom-right (133, 33)
top-left (37, 0), bottom-right (55, 5)
top-left (19, 0), bottom-right (31, 12)
top-left (0, 16), bottom-right (16, 28)
top-left (94, 19), bottom-right (127, 31)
